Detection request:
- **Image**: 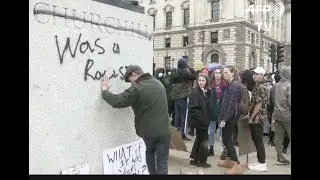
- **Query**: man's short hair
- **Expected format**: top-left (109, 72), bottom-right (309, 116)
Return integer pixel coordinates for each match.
top-left (124, 65), bottom-right (144, 82)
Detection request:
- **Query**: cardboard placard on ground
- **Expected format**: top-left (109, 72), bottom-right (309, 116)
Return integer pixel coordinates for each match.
top-left (237, 118), bottom-right (256, 156)
top-left (169, 127), bottom-right (188, 152)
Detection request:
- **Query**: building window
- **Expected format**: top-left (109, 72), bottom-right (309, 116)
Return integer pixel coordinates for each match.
top-left (166, 12), bottom-right (172, 29)
top-left (249, 0), bottom-right (254, 20)
top-left (247, 30), bottom-right (250, 41)
top-left (183, 9), bottom-right (189, 25)
top-left (251, 33), bottom-right (255, 44)
top-left (183, 36), bottom-right (188, 47)
top-left (165, 57), bottom-right (171, 68)
top-left (151, 15), bottom-right (155, 31)
top-left (149, 0), bottom-right (156, 4)
top-left (211, 0), bottom-right (220, 20)
top-left (211, 31), bottom-right (218, 43)
top-left (211, 53), bottom-right (219, 63)
top-left (165, 38), bottom-right (171, 48)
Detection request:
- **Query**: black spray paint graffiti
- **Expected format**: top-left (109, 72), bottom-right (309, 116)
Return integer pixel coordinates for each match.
top-left (33, 2), bottom-right (152, 40)
top-left (55, 34), bottom-right (127, 81)
top-left (106, 142), bottom-right (147, 174)
top-left (112, 43), bottom-right (120, 54)
top-left (84, 59), bottom-right (129, 81)
top-left (55, 33), bottom-right (122, 64)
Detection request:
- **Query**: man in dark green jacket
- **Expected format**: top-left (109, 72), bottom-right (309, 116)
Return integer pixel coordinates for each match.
top-left (100, 65), bottom-right (171, 175)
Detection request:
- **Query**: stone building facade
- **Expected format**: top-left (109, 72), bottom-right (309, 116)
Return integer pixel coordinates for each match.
top-left (142, 0), bottom-right (291, 72)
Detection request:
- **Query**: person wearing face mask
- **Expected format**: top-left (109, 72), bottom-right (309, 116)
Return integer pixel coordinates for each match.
top-left (189, 73), bottom-right (212, 168)
top-left (163, 68), bottom-right (175, 126)
top-left (100, 65), bottom-right (171, 174)
top-left (155, 68), bottom-right (166, 85)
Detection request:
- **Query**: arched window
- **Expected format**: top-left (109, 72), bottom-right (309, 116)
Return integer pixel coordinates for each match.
top-left (211, 0), bottom-right (220, 20)
top-left (181, 1), bottom-right (190, 26)
top-left (211, 53), bottom-right (219, 63)
top-left (163, 4), bottom-right (175, 29)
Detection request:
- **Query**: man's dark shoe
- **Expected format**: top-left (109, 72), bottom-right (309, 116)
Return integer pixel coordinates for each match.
top-left (171, 121), bottom-right (174, 126)
top-left (190, 160), bottom-right (198, 166)
top-left (197, 162), bottom-right (211, 168)
top-left (182, 135), bottom-right (191, 141)
top-left (208, 146), bottom-right (214, 156)
top-left (268, 140), bottom-right (275, 148)
top-left (282, 148), bottom-right (287, 154)
top-left (220, 150), bottom-right (227, 160)
top-left (188, 130), bottom-right (195, 136)
top-left (277, 158), bottom-right (290, 165)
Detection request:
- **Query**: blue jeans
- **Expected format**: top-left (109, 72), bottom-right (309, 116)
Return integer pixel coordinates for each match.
top-left (211, 121), bottom-right (226, 150)
top-left (208, 121), bottom-right (217, 147)
top-left (142, 135), bottom-right (170, 175)
top-left (174, 98), bottom-right (188, 136)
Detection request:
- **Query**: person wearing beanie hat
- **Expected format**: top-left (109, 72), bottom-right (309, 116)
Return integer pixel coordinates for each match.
top-left (101, 65), bottom-right (171, 174)
top-left (171, 57), bottom-right (198, 141)
top-left (201, 67), bottom-right (209, 76)
top-left (177, 58), bottom-right (188, 69)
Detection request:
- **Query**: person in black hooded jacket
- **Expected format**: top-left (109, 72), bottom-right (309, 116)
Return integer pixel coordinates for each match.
top-left (189, 73), bottom-right (212, 168)
top-left (171, 58), bottom-right (197, 141)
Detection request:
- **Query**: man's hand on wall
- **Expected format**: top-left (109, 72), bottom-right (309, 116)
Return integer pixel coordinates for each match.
top-left (101, 76), bottom-right (111, 91)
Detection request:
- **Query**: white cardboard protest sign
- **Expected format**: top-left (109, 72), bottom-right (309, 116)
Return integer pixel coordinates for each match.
top-left (103, 139), bottom-right (149, 175)
top-left (61, 163), bottom-right (90, 174)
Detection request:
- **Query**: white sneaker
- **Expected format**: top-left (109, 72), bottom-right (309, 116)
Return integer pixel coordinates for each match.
top-left (248, 162), bottom-right (267, 172)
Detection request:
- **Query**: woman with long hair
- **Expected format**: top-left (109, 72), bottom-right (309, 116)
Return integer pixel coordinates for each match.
top-left (189, 73), bottom-right (212, 168)
top-left (217, 65), bottom-right (243, 174)
top-left (208, 67), bottom-right (227, 159)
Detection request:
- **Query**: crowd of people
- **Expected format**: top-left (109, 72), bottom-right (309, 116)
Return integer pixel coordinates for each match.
top-left (99, 57), bottom-right (291, 175)
top-left (153, 58), bottom-right (291, 174)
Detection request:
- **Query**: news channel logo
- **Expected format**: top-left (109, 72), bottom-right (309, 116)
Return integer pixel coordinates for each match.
top-left (244, 0), bottom-right (285, 32)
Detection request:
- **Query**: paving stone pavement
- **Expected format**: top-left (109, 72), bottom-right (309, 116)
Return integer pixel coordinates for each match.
top-left (168, 134), bottom-right (291, 175)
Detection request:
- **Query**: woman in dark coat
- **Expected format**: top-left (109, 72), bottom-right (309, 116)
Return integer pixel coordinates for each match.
top-left (189, 73), bottom-right (212, 168)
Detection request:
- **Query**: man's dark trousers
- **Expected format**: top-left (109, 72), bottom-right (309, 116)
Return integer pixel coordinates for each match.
top-left (143, 135), bottom-right (171, 174)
